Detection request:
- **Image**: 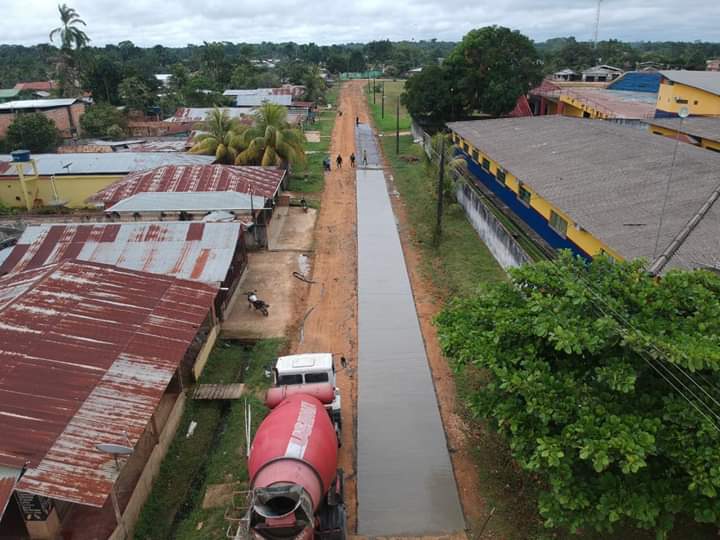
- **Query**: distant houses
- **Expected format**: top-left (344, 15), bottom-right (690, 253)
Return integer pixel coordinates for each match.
top-left (0, 98), bottom-right (87, 138)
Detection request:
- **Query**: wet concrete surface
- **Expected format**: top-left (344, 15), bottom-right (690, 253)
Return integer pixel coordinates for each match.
top-left (355, 123), bottom-right (383, 169)
top-left (356, 161), bottom-right (465, 535)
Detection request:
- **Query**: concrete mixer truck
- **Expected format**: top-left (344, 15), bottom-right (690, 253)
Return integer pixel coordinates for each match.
top-left (233, 353), bottom-right (346, 540)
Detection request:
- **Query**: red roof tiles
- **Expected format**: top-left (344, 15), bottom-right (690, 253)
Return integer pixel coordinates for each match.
top-left (87, 164), bottom-right (285, 206)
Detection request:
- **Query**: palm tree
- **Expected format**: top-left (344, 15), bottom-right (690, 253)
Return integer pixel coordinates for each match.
top-left (49, 4), bottom-right (90, 97)
top-left (49, 4), bottom-right (89, 50)
top-left (189, 108), bottom-right (248, 164)
top-left (235, 103), bottom-right (306, 168)
top-left (427, 133), bottom-right (468, 202)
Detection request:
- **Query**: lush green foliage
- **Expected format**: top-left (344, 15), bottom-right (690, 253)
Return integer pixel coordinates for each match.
top-left (79, 103), bottom-right (127, 137)
top-left (49, 4), bottom-right (90, 97)
top-left (447, 26), bottom-right (544, 117)
top-left (188, 107), bottom-right (248, 164)
top-left (235, 103), bottom-right (306, 168)
top-left (119, 76), bottom-right (154, 112)
top-left (401, 64), bottom-right (463, 127)
top-left (6, 113), bottom-right (61, 152)
top-left (436, 253), bottom-right (720, 537)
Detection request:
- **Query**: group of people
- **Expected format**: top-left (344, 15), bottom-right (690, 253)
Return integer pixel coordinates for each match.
top-left (323, 150), bottom-right (368, 171)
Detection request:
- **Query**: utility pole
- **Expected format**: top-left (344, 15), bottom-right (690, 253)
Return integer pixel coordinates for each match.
top-left (373, 78), bottom-right (376, 104)
top-left (396, 98), bottom-right (400, 155)
top-left (434, 137), bottom-right (446, 245)
top-left (381, 83), bottom-right (385, 119)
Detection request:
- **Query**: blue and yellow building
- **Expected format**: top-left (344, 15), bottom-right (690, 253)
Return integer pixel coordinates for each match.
top-left (655, 71), bottom-right (720, 117)
top-left (448, 116), bottom-right (720, 273)
top-left (646, 117), bottom-right (720, 153)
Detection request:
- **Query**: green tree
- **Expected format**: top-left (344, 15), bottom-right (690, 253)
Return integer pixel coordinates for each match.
top-left (188, 107), bottom-right (247, 164)
top-left (447, 26), bottom-right (543, 116)
top-left (436, 252), bottom-right (720, 537)
top-left (80, 103), bottom-right (127, 137)
top-left (348, 50), bottom-right (366, 72)
top-left (301, 65), bottom-right (326, 103)
top-left (366, 40), bottom-right (394, 65)
top-left (6, 113), bottom-right (62, 152)
top-left (49, 3), bottom-right (90, 97)
top-left (235, 103), bottom-right (305, 168)
top-left (80, 52), bottom-right (123, 103)
top-left (401, 64), bottom-right (464, 127)
top-left (326, 53), bottom-right (348, 74)
top-left (118, 76), bottom-right (153, 113)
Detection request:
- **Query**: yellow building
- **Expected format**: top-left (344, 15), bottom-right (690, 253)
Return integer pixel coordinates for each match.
top-left (655, 71), bottom-right (720, 117)
top-left (448, 116), bottom-right (720, 274)
top-left (646, 117), bottom-right (720, 153)
top-left (0, 153), bottom-right (215, 210)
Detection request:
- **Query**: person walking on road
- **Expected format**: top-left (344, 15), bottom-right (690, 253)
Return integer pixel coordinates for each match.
top-left (350, 153), bottom-right (356, 168)
top-left (356, 116), bottom-right (360, 126)
top-left (362, 149), bottom-right (368, 167)
top-left (336, 154), bottom-right (343, 169)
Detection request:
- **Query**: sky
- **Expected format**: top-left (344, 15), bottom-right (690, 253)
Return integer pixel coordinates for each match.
top-left (3, 0), bottom-right (720, 47)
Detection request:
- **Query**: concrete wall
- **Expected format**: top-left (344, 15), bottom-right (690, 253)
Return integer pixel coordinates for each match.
top-left (656, 81), bottom-right (720, 117)
top-left (456, 180), bottom-right (532, 269)
top-left (0, 174), bottom-right (122, 209)
top-left (107, 391), bottom-right (187, 540)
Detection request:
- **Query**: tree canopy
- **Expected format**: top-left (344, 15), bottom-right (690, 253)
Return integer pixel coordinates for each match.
top-left (436, 252), bottom-right (720, 537)
top-left (79, 103), bottom-right (127, 138)
top-left (6, 113), bottom-right (62, 153)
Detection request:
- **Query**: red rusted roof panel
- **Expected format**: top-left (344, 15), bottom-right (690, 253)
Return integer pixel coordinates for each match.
top-left (0, 467), bottom-right (20, 520)
top-left (87, 164), bottom-right (285, 206)
top-left (0, 221), bottom-right (242, 284)
top-left (0, 260), bottom-right (216, 507)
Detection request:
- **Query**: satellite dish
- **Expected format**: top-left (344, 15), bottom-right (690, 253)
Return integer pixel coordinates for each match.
top-left (96, 441), bottom-right (134, 470)
top-left (678, 106), bottom-right (690, 119)
top-left (96, 443), bottom-right (133, 455)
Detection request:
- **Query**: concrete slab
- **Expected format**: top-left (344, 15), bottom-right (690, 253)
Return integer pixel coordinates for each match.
top-left (268, 206), bottom-right (317, 251)
top-left (356, 167), bottom-right (464, 536)
top-left (355, 124), bottom-right (383, 169)
top-left (305, 131), bottom-right (321, 143)
top-left (222, 251), bottom-right (309, 339)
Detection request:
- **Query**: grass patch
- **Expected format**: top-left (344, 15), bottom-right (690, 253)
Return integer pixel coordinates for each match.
top-left (380, 134), bottom-right (506, 296)
top-left (134, 339), bottom-right (285, 540)
top-left (290, 84), bottom-right (340, 193)
top-left (366, 80), bottom-right (411, 133)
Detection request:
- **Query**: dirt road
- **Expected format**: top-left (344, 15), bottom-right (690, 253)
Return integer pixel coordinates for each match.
top-left (289, 81), bottom-right (368, 531)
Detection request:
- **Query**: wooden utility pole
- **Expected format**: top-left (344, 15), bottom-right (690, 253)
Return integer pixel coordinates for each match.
top-left (381, 83), bottom-right (385, 118)
top-left (373, 78), bottom-right (376, 104)
top-left (396, 98), bottom-right (400, 155)
top-left (434, 137), bottom-right (446, 245)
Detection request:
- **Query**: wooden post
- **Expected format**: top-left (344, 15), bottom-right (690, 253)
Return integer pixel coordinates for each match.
top-left (396, 98), bottom-right (400, 155)
top-left (434, 137), bottom-right (446, 245)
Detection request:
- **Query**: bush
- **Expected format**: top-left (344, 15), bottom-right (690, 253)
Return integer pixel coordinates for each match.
top-left (6, 113), bottom-right (61, 153)
top-left (80, 104), bottom-right (127, 138)
top-left (105, 124), bottom-right (125, 139)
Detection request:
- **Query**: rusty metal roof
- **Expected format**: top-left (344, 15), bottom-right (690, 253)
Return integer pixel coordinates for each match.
top-left (0, 222), bottom-right (242, 284)
top-left (0, 466), bottom-right (21, 520)
top-left (0, 260), bottom-right (216, 507)
top-left (88, 164), bottom-right (285, 206)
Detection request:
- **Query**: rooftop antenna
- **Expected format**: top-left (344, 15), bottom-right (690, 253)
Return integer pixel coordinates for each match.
top-left (593, 0), bottom-right (603, 49)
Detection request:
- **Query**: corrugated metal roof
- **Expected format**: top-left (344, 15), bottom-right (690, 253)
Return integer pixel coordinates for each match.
top-left (107, 191), bottom-right (266, 213)
top-left (0, 466), bottom-right (21, 520)
top-left (88, 164), bottom-right (285, 205)
top-left (647, 117), bottom-right (720, 143)
top-left (660, 70), bottom-right (720, 96)
top-left (448, 116), bottom-right (720, 271)
top-left (233, 90), bottom-right (292, 107)
top-left (0, 152), bottom-right (215, 176)
top-left (166, 107), bottom-right (253, 123)
top-left (0, 221), bottom-right (242, 284)
top-left (0, 98), bottom-right (77, 111)
top-left (0, 260), bottom-right (216, 507)
top-left (561, 87), bottom-right (657, 119)
top-left (0, 89), bottom-right (20, 99)
top-left (13, 81), bottom-right (56, 91)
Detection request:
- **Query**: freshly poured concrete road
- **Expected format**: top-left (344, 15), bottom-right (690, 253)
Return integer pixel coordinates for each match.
top-left (356, 124), bottom-right (465, 535)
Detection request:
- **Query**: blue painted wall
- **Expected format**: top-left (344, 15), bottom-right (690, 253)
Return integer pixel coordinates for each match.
top-left (607, 72), bottom-right (661, 93)
top-left (458, 150), bottom-right (592, 260)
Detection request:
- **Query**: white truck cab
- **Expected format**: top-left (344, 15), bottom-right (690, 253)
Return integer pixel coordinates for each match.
top-left (274, 353), bottom-right (342, 435)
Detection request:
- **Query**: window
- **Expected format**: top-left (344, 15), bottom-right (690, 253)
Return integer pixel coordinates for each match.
top-left (549, 210), bottom-right (568, 237)
top-left (675, 98), bottom-right (688, 104)
top-left (277, 374), bottom-right (303, 385)
top-left (462, 142), bottom-right (469, 152)
top-left (482, 158), bottom-right (490, 171)
top-left (496, 169), bottom-right (506, 185)
top-left (471, 149), bottom-right (479, 162)
top-left (518, 185), bottom-right (531, 206)
top-left (305, 372), bottom-right (329, 384)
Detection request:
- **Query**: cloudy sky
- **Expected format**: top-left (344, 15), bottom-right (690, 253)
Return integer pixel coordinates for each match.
top-left (4, 0), bottom-right (719, 46)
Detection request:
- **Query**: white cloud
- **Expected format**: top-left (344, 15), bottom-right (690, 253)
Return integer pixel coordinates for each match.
top-left (6, 0), bottom-right (720, 46)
